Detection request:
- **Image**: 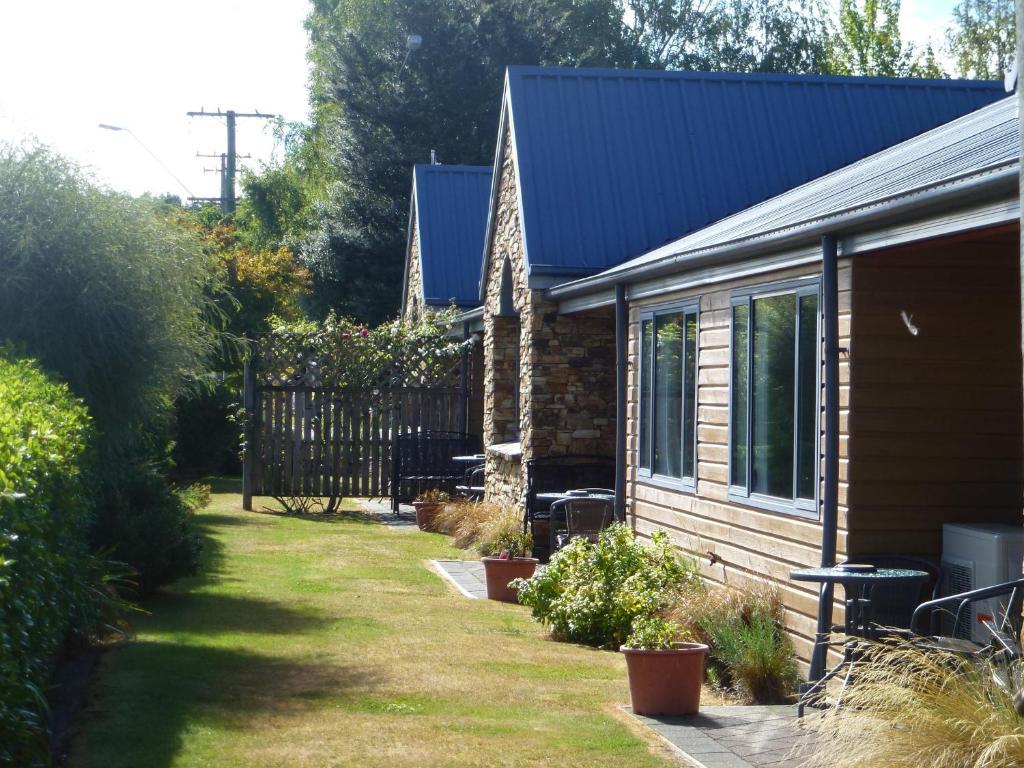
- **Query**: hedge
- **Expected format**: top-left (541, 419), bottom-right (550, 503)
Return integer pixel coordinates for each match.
top-left (0, 355), bottom-right (92, 764)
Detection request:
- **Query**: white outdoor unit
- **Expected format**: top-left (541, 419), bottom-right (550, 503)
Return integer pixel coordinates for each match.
top-left (941, 523), bottom-right (1024, 643)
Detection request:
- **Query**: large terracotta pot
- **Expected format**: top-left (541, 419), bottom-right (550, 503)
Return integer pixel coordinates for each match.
top-left (413, 501), bottom-right (442, 531)
top-left (481, 556), bottom-right (538, 602)
top-left (621, 643), bottom-right (709, 716)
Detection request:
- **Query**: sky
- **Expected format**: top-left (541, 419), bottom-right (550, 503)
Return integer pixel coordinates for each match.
top-left (0, 0), bottom-right (963, 200)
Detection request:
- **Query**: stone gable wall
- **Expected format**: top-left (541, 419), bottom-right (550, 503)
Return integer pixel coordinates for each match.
top-left (482, 123), bottom-right (617, 508)
top-left (402, 215), bottom-right (424, 322)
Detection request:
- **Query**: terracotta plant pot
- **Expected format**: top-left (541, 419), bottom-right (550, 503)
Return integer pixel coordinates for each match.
top-left (413, 501), bottom-right (442, 531)
top-left (481, 556), bottom-right (538, 602)
top-left (621, 642), bottom-right (709, 716)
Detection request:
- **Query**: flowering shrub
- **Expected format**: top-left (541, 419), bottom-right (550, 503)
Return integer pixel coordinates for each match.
top-left (512, 523), bottom-right (698, 649)
top-left (257, 306), bottom-right (473, 394)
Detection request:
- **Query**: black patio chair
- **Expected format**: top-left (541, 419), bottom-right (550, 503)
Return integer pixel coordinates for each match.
top-left (839, 554), bottom-right (942, 636)
top-left (911, 577), bottom-right (1024, 653)
top-left (523, 454), bottom-right (614, 560)
top-left (391, 431), bottom-right (481, 511)
top-left (455, 464), bottom-right (485, 501)
top-left (548, 496), bottom-right (614, 555)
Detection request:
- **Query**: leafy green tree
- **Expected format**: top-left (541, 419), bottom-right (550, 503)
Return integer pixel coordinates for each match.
top-left (286, 0), bottom-right (836, 323)
top-left (946, 0), bottom-right (1015, 80)
top-left (0, 145), bottom-right (221, 451)
top-left (828, 0), bottom-right (939, 76)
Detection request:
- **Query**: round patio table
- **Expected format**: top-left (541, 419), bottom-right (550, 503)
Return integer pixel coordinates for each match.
top-left (791, 564), bottom-right (929, 717)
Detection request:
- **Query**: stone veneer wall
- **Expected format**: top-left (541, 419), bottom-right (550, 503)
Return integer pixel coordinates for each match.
top-left (482, 125), bottom-right (617, 508)
top-left (402, 215), bottom-right (424, 322)
top-left (485, 446), bottom-right (523, 509)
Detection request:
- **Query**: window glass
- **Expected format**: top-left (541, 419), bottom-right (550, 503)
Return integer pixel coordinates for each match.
top-left (751, 294), bottom-right (796, 498)
top-left (654, 313), bottom-right (684, 478)
top-left (640, 319), bottom-right (653, 471)
top-left (682, 311), bottom-right (698, 480)
top-left (730, 303), bottom-right (749, 487)
top-left (797, 294), bottom-right (819, 500)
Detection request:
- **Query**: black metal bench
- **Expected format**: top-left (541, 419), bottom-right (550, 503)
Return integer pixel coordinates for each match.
top-left (391, 431), bottom-right (481, 511)
top-left (524, 454), bottom-right (615, 560)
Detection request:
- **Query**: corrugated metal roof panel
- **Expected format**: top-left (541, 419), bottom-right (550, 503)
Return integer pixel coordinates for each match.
top-left (413, 164), bottom-right (492, 307)
top-left (597, 95), bottom-right (1018, 278)
top-left (506, 66), bottom-right (1006, 277)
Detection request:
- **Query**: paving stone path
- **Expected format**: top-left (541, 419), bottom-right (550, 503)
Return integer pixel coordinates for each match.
top-left (432, 559), bottom-right (488, 598)
top-left (631, 705), bottom-right (820, 768)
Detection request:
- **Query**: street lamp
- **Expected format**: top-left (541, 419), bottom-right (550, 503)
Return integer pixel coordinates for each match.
top-left (398, 33), bottom-right (422, 74)
top-left (97, 123), bottom-right (194, 198)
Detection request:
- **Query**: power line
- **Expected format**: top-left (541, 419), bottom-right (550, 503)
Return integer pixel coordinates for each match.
top-left (187, 109), bottom-right (276, 213)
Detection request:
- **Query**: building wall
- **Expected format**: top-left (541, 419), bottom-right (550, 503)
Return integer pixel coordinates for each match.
top-left (482, 125), bottom-right (617, 508)
top-left (402, 216), bottom-right (424, 322)
top-left (846, 231), bottom-right (1023, 556)
top-left (626, 262), bottom-right (853, 665)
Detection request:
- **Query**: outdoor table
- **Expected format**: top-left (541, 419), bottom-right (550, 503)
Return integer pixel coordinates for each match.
top-left (451, 454), bottom-right (486, 464)
top-left (535, 489), bottom-right (614, 511)
top-left (791, 564), bottom-right (929, 716)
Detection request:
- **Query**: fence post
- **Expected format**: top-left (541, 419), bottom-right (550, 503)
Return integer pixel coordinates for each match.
top-left (242, 356), bottom-right (256, 511)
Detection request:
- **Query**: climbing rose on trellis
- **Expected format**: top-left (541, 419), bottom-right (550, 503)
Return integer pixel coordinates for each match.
top-left (254, 307), bottom-right (473, 394)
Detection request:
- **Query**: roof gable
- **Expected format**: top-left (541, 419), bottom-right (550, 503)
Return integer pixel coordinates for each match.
top-left (503, 66), bottom-right (1005, 281)
top-left (410, 164), bottom-right (493, 308)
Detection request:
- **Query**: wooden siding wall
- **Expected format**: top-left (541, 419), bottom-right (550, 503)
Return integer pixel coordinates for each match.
top-left (846, 233), bottom-right (1023, 556)
top-left (626, 263), bottom-right (853, 665)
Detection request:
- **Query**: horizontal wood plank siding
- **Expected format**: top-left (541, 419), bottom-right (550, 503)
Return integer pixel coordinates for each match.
top-left (626, 262), bottom-right (853, 665)
top-left (846, 232), bottom-right (1023, 557)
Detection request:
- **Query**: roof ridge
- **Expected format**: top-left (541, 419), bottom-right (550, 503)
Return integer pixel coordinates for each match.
top-left (506, 64), bottom-right (1003, 89)
top-left (414, 163), bottom-right (493, 173)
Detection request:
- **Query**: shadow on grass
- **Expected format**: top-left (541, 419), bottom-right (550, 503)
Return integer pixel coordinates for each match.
top-left (84, 641), bottom-right (381, 768)
top-left (140, 591), bottom-right (333, 636)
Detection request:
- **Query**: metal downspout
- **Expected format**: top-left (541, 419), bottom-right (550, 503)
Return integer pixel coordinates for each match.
top-left (615, 284), bottom-right (628, 522)
top-left (811, 234), bottom-right (840, 682)
top-left (460, 321), bottom-right (470, 434)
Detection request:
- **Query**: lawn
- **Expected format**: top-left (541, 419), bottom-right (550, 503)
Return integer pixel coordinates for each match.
top-left (73, 483), bottom-right (676, 767)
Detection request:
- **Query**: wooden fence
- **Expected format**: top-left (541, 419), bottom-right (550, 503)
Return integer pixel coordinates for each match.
top-left (242, 372), bottom-right (464, 507)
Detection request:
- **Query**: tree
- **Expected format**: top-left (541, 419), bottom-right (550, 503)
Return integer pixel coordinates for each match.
top-left (284, 0), bottom-right (836, 324)
top-left (828, 0), bottom-right (940, 77)
top-left (946, 0), bottom-right (1015, 80)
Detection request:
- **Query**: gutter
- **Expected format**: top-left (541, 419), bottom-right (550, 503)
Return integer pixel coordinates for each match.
top-left (546, 162), bottom-right (1018, 304)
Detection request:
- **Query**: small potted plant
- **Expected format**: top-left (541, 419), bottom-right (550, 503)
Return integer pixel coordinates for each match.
top-left (412, 489), bottom-right (449, 531)
top-left (621, 616), bottom-right (709, 716)
top-left (480, 507), bottom-right (537, 603)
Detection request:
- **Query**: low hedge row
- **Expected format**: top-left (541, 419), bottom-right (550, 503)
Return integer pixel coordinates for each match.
top-left (0, 355), bottom-right (93, 764)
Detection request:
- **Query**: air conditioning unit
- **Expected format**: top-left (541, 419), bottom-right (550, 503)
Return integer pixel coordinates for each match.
top-left (941, 523), bottom-right (1024, 643)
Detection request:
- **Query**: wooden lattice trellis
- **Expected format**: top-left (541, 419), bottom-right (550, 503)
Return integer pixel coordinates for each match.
top-left (241, 331), bottom-right (471, 513)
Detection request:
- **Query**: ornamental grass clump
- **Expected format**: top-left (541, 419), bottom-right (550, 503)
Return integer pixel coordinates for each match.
top-left (799, 640), bottom-right (1024, 768)
top-left (512, 524), bottom-right (698, 649)
top-left (433, 500), bottom-right (504, 549)
top-left (670, 581), bottom-right (798, 703)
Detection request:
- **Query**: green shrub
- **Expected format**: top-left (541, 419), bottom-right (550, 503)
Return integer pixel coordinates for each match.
top-left (623, 616), bottom-right (691, 650)
top-left (672, 582), bottom-right (798, 703)
top-left (90, 465), bottom-right (203, 594)
top-left (513, 524), bottom-right (698, 648)
top-left (0, 355), bottom-right (92, 764)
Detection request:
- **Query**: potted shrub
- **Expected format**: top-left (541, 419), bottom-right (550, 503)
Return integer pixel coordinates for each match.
top-left (621, 617), bottom-right (709, 716)
top-left (412, 489), bottom-right (449, 531)
top-left (479, 507), bottom-right (537, 603)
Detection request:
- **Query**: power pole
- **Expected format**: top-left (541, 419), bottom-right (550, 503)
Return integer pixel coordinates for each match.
top-left (197, 151), bottom-right (251, 212)
top-left (187, 109), bottom-right (275, 213)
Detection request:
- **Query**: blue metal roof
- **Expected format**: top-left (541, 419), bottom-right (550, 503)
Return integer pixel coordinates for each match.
top-left (500, 66), bottom-right (1005, 282)
top-left (411, 164), bottom-right (492, 308)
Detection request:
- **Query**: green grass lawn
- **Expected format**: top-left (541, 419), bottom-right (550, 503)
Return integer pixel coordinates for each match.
top-left (73, 483), bottom-right (675, 767)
